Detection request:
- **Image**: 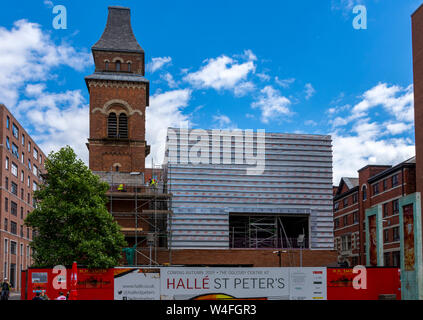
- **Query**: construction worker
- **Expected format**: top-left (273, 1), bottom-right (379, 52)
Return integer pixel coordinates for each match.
top-left (149, 178), bottom-right (158, 188)
top-left (117, 183), bottom-right (125, 192)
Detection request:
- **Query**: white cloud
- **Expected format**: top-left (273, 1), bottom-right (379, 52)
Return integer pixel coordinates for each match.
top-left (147, 56), bottom-right (172, 73)
top-left (212, 114), bottom-right (237, 129)
top-left (44, 0), bottom-right (54, 8)
top-left (0, 19), bottom-right (92, 107)
top-left (331, 0), bottom-right (364, 13)
top-left (161, 72), bottom-right (178, 88)
top-left (146, 89), bottom-right (192, 166)
top-left (383, 122), bottom-right (413, 135)
top-left (234, 81), bottom-right (255, 97)
top-left (305, 83), bottom-right (316, 100)
top-left (275, 77), bottom-right (295, 88)
top-left (251, 86), bottom-right (292, 123)
top-left (184, 51), bottom-right (256, 95)
top-left (16, 87), bottom-right (89, 163)
top-left (304, 120), bottom-right (318, 126)
top-left (256, 73), bottom-right (271, 81)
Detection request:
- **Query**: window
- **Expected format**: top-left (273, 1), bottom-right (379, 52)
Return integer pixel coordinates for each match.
top-left (27, 193), bottom-right (30, 204)
top-left (11, 182), bottom-right (17, 196)
top-left (6, 116), bottom-right (10, 129)
top-left (392, 251), bottom-right (400, 267)
top-left (362, 185), bottom-right (367, 201)
top-left (127, 62), bottom-right (131, 72)
top-left (383, 203), bottom-right (389, 217)
top-left (11, 162), bottom-right (18, 176)
top-left (393, 200), bottom-right (399, 214)
top-left (384, 229), bottom-right (389, 243)
top-left (20, 225), bottom-right (23, 237)
top-left (40, 155), bottom-right (42, 164)
top-left (372, 183), bottom-right (379, 195)
top-left (21, 170), bottom-right (24, 182)
top-left (343, 198), bottom-right (348, 207)
top-left (115, 60), bottom-right (121, 71)
top-left (21, 152), bottom-right (24, 164)
top-left (105, 61), bottom-right (109, 71)
top-left (341, 234), bottom-right (352, 251)
top-left (11, 201), bottom-right (17, 216)
top-left (118, 113), bottom-right (128, 138)
top-left (353, 212), bottom-right (359, 223)
top-left (33, 181), bottom-right (37, 192)
top-left (5, 177), bottom-right (8, 190)
top-left (392, 174), bottom-right (399, 187)
top-left (334, 202), bottom-right (339, 212)
top-left (10, 221), bottom-right (17, 235)
top-left (107, 113), bottom-right (117, 138)
top-left (33, 165), bottom-right (38, 177)
top-left (352, 193), bottom-right (358, 204)
top-left (6, 137), bottom-right (10, 150)
top-left (33, 148), bottom-right (38, 160)
top-left (383, 179), bottom-right (388, 191)
top-left (28, 159), bottom-right (31, 170)
top-left (12, 124), bottom-right (19, 139)
top-left (12, 143), bottom-right (18, 159)
top-left (5, 157), bottom-right (9, 170)
top-left (20, 207), bottom-right (23, 219)
top-left (393, 227), bottom-right (400, 242)
top-left (334, 218), bottom-right (340, 229)
top-left (32, 273), bottom-right (47, 284)
top-left (343, 215), bottom-right (348, 226)
top-left (4, 218), bottom-right (8, 231)
top-left (22, 134), bottom-right (25, 146)
top-left (27, 227), bottom-right (29, 239)
top-left (21, 188), bottom-right (24, 200)
top-left (10, 241), bottom-right (16, 255)
top-left (27, 176), bottom-right (30, 187)
top-left (384, 252), bottom-right (391, 266)
top-left (5, 197), bottom-right (8, 212)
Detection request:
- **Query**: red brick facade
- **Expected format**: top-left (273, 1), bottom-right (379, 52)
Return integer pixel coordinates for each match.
top-left (0, 104), bottom-right (46, 291)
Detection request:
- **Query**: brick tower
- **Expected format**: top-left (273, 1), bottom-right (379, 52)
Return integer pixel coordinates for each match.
top-left (85, 6), bottom-right (150, 173)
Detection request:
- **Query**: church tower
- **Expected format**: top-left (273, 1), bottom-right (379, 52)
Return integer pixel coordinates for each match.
top-left (85, 6), bottom-right (150, 173)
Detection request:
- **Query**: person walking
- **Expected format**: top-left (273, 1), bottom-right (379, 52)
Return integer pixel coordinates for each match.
top-left (0, 278), bottom-right (10, 301)
top-left (40, 291), bottom-right (49, 300)
top-left (32, 292), bottom-right (43, 301)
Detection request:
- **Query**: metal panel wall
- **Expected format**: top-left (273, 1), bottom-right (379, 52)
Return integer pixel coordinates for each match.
top-left (164, 128), bottom-right (333, 250)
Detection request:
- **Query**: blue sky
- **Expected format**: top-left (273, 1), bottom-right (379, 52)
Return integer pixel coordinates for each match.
top-left (0, 0), bottom-right (421, 183)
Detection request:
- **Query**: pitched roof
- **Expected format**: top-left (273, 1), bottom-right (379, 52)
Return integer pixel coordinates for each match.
top-left (92, 6), bottom-right (144, 53)
top-left (343, 177), bottom-right (359, 189)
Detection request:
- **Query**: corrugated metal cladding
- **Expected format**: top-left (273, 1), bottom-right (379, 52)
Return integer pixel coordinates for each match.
top-left (164, 128), bottom-right (334, 250)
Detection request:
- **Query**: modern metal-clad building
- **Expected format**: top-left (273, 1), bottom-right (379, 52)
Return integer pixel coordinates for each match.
top-left (164, 128), bottom-right (334, 251)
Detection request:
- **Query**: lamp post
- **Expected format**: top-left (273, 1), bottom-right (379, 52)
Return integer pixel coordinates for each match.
top-left (273, 250), bottom-right (287, 267)
top-left (130, 172), bottom-right (142, 266)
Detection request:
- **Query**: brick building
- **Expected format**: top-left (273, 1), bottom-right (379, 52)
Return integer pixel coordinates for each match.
top-left (333, 158), bottom-right (416, 268)
top-left (0, 104), bottom-right (46, 291)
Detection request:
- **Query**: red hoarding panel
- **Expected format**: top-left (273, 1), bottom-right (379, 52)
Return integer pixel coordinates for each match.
top-left (327, 268), bottom-right (401, 300)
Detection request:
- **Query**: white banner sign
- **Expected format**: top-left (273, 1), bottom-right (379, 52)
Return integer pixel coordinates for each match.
top-left (114, 268), bottom-right (160, 300)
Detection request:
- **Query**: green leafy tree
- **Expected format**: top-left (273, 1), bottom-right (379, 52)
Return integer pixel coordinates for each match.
top-left (25, 146), bottom-right (126, 268)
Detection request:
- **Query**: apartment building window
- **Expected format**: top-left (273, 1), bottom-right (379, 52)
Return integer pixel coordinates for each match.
top-left (11, 201), bottom-right (17, 216)
top-left (353, 212), bottom-right (359, 223)
top-left (384, 252), bottom-right (391, 266)
top-left (27, 193), bottom-right (30, 204)
top-left (20, 207), bottom-right (23, 219)
top-left (10, 241), bottom-right (16, 255)
top-left (5, 176), bottom-right (8, 191)
top-left (352, 193), bottom-right (358, 204)
top-left (6, 116), bottom-right (10, 129)
top-left (40, 154), bottom-right (42, 164)
top-left (334, 218), bottom-right (340, 229)
top-left (21, 152), bottom-right (24, 164)
top-left (11, 162), bottom-right (18, 177)
top-left (362, 185), bottom-right (367, 201)
top-left (12, 143), bottom-right (19, 159)
top-left (4, 218), bottom-right (8, 231)
top-left (33, 148), bottom-right (38, 160)
top-left (20, 225), bottom-right (23, 237)
top-left (343, 215), bottom-right (348, 226)
top-left (393, 199), bottom-right (399, 215)
top-left (33, 181), bottom-right (37, 192)
top-left (33, 165), bottom-right (38, 177)
top-left (27, 227), bottom-right (29, 239)
top-left (11, 182), bottom-right (17, 196)
top-left (383, 179), bottom-right (388, 191)
top-left (27, 176), bottom-right (30, 187)
top-left (343, 198), bottom-right (348, 207)
top-left (384, 229), bottom-right (389, 243)
top-left (21, 188), bottom-right (24, 200)
top-left (10, 221), bottom-right (17, 235)
top-left (392, 174), bottom-right (399, 187)
top-left (372, 183), bottom-right (379, 195)
top-left (393, 227), bottom-right (400, 242)
top-left (6, 137), bottom-right (10, 150)
top-left (341, 234), bottom-right (352, 251)
top-left (22, 134), bottom-right (25, 146)
top-left (383, 203), bottom-right (389, 217)
top-left (28, 141), bottom-right (31, 153)
top-left (28, 159), bottom-right (31, 170)
top-left (334, 202), bottom-right (339, 212)
top-left (5, 157), bottom-right (9, 170)
top-left (392, 251), bottom-right (400, 267)
top-left (5, 197), bottom-right (8, 212)
top-left (12, 123), bottom-right (19, 139)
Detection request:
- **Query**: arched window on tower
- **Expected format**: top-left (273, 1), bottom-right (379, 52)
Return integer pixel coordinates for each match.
top-left (107, 113), bottom-right (117, 138)
top-left (105, 61), bottom-right (109, 71)
top-left (115, 61), bottom-right (121, 72)
top-left (127, 62), bottom-right (132, 72)
top-left (118, 113), bottom-right (128, 138)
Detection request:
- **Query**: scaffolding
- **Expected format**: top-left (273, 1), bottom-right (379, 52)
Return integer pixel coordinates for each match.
top-left (94, 163), bottom-right (172, 267)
